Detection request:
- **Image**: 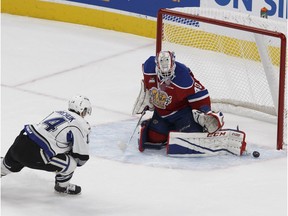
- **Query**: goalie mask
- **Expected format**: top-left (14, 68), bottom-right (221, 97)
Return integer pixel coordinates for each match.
top-left (155, 51), bottom-right (176, 81)
top-left (68, 95), bottom-right (92, 117)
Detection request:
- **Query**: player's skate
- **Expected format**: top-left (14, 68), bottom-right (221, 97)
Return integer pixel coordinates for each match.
top-left (54, 182), bottom-right (81, 195)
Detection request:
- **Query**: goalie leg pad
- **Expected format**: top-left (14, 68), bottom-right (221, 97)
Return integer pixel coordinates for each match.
top-left (138, 119), bottom-right (167, 152)
top-left (138, 120), bottom-right (149, 152)
top-left (167, 129), bottom-right (246, 157)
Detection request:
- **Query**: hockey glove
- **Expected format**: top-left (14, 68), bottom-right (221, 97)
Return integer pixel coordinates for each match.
top-left (192, 109), bottom-right (224, 134)
top-left (132, 80), bottom-right (154, 115)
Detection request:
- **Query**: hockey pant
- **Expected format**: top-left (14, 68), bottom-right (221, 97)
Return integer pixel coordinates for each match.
top-left (1, 130), bottom-right (77, 184)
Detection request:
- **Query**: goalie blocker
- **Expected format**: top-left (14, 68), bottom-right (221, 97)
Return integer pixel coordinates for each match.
top-left (138, 128), bottom-right (247, 157)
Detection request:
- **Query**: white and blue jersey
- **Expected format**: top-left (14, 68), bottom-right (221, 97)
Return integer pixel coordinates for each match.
top-left (24, 110), bottom-right (90, 166)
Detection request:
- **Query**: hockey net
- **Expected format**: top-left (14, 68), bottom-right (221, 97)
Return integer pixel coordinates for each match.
top-left (156, 8), bottom-right (287, 150)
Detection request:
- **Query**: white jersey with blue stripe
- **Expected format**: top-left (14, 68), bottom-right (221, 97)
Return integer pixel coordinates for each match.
top-left (24, 110), bottom-right (90, 166)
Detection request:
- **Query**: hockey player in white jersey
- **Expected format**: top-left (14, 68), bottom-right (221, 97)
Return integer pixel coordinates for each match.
top-left (1, 95), bottom-right (92, 195)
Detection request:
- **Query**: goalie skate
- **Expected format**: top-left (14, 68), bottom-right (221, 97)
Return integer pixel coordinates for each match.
top-left (54, 183), bottom-right (81, 195)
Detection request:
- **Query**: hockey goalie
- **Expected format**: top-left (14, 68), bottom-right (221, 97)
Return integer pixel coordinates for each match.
top-left (132, 51), bottom-right (247, 157)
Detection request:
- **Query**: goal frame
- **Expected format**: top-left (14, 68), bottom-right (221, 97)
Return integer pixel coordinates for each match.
top-left (156, 8), bottom-right (287, 150)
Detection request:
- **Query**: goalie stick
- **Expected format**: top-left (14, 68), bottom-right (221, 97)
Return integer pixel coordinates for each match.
top-left (128, 109), bottom-right (147, 144)
top-left (118, 108), bottom-right (147, 151)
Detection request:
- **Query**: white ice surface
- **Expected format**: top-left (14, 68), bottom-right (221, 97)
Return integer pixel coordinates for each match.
top-left (1, 14), bottom-right (287, 216)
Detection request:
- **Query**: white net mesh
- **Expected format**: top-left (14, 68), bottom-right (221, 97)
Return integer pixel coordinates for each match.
top-left (158, 8), bottom-right (287, 149)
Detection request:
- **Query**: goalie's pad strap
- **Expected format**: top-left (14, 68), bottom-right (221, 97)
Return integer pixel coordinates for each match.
top-left (167, 129), bottom-right (246, 157)
top-left (142, 142), bottom-right (167, 150)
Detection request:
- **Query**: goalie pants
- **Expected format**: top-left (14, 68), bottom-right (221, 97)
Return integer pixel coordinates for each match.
top-left (144, 107), bottom-right (203, 143)
top-left (2, 130), bottom-right (75, 184)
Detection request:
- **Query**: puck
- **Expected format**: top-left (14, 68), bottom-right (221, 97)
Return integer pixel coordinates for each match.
top-left (252, 151), bottom-right (260, 158)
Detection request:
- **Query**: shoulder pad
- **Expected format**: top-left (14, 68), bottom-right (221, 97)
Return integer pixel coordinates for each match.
top-left (143, 56), bottom-right (157, 75)
top-left (172, 62), bottom-right (194, 88)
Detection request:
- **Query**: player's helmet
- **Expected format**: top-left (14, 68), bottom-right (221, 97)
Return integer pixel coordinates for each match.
top-left (68, 95), bottom-right (92, 117)
top-left (155, 51), bottom-right (176, 81)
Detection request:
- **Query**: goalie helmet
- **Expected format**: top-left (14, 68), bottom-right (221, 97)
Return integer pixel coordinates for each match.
top-left (155, 51), bottom-right (176, 81)
top-left (68, 95), bottom-right (92, 117)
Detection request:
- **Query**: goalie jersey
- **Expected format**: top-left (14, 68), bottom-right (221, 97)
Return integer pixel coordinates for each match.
top-left (24, 110), bottom-right (90, 166)
top-left (143, 56), bottom-right (211, 117)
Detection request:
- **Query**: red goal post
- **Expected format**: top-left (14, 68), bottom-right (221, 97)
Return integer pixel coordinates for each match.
top-left (156, 8), bottom-right (287, 150)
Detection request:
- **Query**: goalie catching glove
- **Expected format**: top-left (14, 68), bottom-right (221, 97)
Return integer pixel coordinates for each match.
top-left (132, 80), bottom-right (154, 115)
top-left (192, 109), bottom-right (224, 133)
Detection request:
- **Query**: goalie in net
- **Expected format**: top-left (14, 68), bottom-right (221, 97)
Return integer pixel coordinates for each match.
top-left (132, 51), bottom-right (247, 157)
